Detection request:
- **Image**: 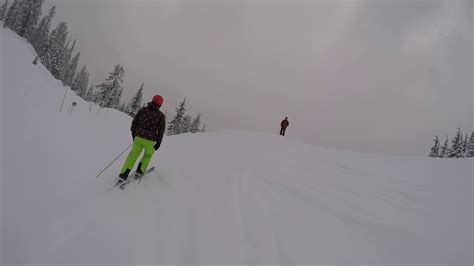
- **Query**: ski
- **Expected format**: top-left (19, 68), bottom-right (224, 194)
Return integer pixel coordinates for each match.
top-left (107, 166), bottom-right (155, 191)
top-left (119, 166), bottom-right (155, 190)
top-left (120, 166), bottom-right (155, 190)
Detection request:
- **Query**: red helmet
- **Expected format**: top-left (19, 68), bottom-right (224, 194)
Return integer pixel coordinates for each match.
top-left (152, 95), bottom-right (164, 106)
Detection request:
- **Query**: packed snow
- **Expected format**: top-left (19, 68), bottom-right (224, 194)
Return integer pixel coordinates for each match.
top-left (1, 28), bottom-right (473, 265)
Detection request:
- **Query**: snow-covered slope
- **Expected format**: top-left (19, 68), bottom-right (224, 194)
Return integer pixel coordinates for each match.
top-left (1, 28), bottom-right (472, 265)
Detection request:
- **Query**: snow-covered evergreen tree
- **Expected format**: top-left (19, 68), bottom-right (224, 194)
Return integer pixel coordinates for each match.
top-left (167, 98), bottom-right (187, 135)
top-left (57, 37), bottom-right (72, 84)
top-left (439, 136), bottom-right (449, 158)
top-left (15, 0), bottom-right (44, 39)
top-left (429, 135), bottom-right (440, 158)
top-left (63, 51), bottom-right (79, 86)
top-left (0, 0), bottom-right (8, 21)
top-left (64, 37), bottom-right (72, 57)
top-left (468, 132), bottom-right (474, 158)
top-left (84, 85), bottom-right (94, 102)
top-left (128, 83), bottom-right (143, 117)
top-left (118, 102), bottom-right (126, 112)
top-left (60, 38), bottom-right (75, 82)
top-left (461, 133), bottom-right (469, 157)
top-left (79, 72), bottom-right (90, 98)
top-left (3, 0), bottom-right (19, 30)
top-left (30, 5), bottom-right (55, 60)
top-left (96, 64), bottom-right (125, 108)
top-left (3, 0), bottom-right (18, 29)
top-left (182, 115), bottom-right (192, 133)
top-left (45, 22), bottom-right (69, 79)
top-left (190, 113), bottom-right (201, 133)
top-left (72, 65), bottom-right (89, 97)
top-left (24, 0), bottom-right (44, 40)
top-left (111, 87), bottom-right (123, 109)
top-left (71, 65), bottom-right (85, 92)
top-left (447, 127), bottom-right (463, 158)
top-left (92, 91), bottom-right (99, 103)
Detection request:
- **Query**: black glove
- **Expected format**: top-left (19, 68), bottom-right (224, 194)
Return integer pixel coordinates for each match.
top-left (154, 142), bottom-right (160, 151)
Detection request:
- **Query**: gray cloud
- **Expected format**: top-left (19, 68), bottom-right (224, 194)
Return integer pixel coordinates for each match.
top-left (45, 0), bottom-right (472, 155)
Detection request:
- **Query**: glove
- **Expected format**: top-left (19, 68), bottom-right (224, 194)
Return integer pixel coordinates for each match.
top-left (154, 142), bottom-right (160, 151)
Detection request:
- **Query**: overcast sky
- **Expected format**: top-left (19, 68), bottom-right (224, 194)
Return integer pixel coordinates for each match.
top-left (44, 0), bottom-right (472, 155)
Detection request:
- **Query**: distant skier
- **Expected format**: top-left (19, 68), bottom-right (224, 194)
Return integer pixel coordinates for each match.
top-left (280, 117), bottom-right (289, 136)
top-left (118, 95), bottom-right (166, 183)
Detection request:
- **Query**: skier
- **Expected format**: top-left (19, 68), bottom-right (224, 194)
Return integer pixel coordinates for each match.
top-left (118, 95), bottom-right (166, 183)
top-left (280, 117), bottom-right (289, 136)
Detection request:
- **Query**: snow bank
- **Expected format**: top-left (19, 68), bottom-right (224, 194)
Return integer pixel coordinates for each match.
top-left (1, 28), bottom-right (472, 265)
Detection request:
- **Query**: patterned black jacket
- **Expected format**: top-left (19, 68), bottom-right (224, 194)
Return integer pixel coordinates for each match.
top-left (131, 102), bottom-right (166, 144)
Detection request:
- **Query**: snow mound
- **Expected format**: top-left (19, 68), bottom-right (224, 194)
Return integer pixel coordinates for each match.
top-left (1, 28), bottom-right (472, 265)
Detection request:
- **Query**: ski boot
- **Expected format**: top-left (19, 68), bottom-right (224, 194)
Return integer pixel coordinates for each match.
top-left (134, 163), bottom-right (144, 180)
top-left (117, 169), bottom-right (131, 187)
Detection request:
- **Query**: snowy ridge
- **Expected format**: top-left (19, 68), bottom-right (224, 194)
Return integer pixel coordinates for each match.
top-left (1, 28), bottom-right (473, 265)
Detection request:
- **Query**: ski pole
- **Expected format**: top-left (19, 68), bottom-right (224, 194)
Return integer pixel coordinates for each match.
top-left (96, 143), bottom-right (133, 178)
top-left (59, 87), bottom-right (68, 113)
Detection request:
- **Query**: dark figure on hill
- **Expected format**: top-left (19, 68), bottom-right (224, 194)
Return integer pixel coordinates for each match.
top-left (280, 117), bottom-right (289, 136)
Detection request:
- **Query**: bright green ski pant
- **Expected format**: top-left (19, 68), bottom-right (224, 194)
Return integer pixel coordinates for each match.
top-left (120, 136), bottom-right (155, 174)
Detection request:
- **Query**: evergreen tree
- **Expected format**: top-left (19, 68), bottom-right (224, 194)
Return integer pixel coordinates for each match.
top-left (111, 87), bottom-right (123, 109)
top-left (468, 132), bottom-right (474, 158)
top-left (15, 0), bottom-right (44, 38)
top-left (79, 72), bottom-right (90, 98)
top-left (461, 133), bottom-right (469, 157)
top-left (167, 97), bottom-right (187, 135)
top-left (72, 65), bottom-right (89, 98)
top-left (190, 113), bottom-right (201, 133)
top-left (128, 83), bottom-right (143, 117)
top-left (447, 127), bottom-right (463, 158)
top-left (84, 85), bottom-right (94, 101)
top-left (429, 135), bottom-right (440, 157)
top-left (57, 37), bottom-right (72, 84)
top-left (118, 102), bottom-right (126, 112)
top-left (3, 0), bottom-right (18, 29)
top-left (30, 5), bottom-right (55, 60)
top-left (0, 0), bottom-right (8, 21)
top-left (64, 51), bottom-right (79, 86)
top-left (182, 115), bottom-right (192, 133)
top-left (96, 64), bottom-right (125, 108)
top-left (64, 36), bottom-right (72, 57)
top-left (71, 64), bottom-right (84, 93)
top-left (25, 0), bottom-right (44, 40)
top-left (61, 38), bottom-right (75, 83)
top-left (7, 0), bottom-right (23, 32)
top-left (439, 136), bottom-right (449, 158)
top-left (93, 90), bottom-right (100, 103)
top-left (45, 22), bottom-right (69, 79)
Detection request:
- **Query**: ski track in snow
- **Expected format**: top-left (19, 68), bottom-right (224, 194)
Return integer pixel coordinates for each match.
top-left (2, 28), bottom-right (473, 265)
